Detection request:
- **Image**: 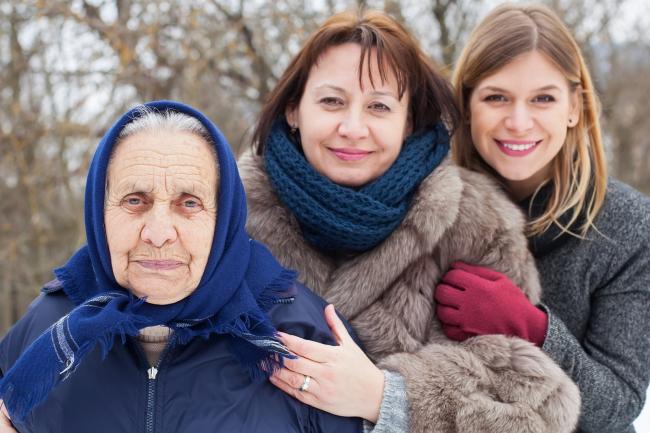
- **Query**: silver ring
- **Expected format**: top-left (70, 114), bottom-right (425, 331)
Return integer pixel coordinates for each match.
top-left (299, 375), bottom-right (311, 392)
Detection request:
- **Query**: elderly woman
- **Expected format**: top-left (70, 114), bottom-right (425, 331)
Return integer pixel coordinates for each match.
top-left (0, 101), bottom-right (362, 433)
top-left (240, 9), bottom-right (580, 433)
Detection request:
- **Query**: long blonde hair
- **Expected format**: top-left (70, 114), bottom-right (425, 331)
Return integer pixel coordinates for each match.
top-left (452, 3), bottom-right (607, 237)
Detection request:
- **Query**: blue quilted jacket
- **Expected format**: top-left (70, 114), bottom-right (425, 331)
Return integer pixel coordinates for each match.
top-left (0, 281), bottom-right (362, 433)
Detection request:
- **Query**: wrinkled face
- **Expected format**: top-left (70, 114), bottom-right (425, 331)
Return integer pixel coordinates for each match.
top-left (104, 130), bottom-right (218, 304)
top-left (469, 50), bottom-right (580, 199)
top-left (286, 43), bottom-right (411, 187)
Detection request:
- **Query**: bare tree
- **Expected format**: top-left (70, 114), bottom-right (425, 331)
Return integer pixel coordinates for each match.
top-left (1, 1), bottom-right (93, 331)
top-left (429, 0), bottom-right (477, 69)
top-left (1, 0), bottom-right (648, 335)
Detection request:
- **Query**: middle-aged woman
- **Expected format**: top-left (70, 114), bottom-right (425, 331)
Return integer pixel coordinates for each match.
top-left (0, 100), bottom-right (362, 433)
top-left (239, 9), bottom-right (580, 433)
top-left (446, 4), bottom-right (650, 433)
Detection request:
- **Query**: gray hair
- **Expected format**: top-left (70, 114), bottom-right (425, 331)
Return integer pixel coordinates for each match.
top-left (106, 106), bottom-right (219, 195)
top-left (118, 106), bottom-right (215, 150)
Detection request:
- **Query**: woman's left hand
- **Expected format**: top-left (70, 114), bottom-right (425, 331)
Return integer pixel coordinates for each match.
top-left (270, 304), bottom-right (385, 422)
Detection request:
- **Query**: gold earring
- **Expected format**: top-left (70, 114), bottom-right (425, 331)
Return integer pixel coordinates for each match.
top-left (290, 125), bottom-right (297, 135)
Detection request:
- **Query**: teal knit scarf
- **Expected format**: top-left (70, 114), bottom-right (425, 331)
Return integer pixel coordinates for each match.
top-left (264, 121), bottom-right (450, 252)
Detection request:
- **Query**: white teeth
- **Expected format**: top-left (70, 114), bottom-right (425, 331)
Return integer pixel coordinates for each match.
top-left (502, 142), bottom-right (536, 151)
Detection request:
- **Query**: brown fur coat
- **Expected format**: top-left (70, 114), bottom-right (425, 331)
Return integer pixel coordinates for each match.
top-left (239, 151), bottom-right (580, 433)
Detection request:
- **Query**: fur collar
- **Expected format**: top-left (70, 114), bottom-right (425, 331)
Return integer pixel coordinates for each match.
top-left (239, 150), bottom-right (465, 319)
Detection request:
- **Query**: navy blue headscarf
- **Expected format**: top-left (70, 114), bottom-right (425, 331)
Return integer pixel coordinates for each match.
top-left (0, 101), bottom-right (296, 421)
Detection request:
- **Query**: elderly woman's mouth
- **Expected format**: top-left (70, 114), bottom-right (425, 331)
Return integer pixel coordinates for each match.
top-left (135, 260), bottom-right (185, 270)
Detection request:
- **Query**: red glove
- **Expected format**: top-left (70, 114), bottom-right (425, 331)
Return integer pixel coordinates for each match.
top-left (434, 262), bottom-right (548, 346)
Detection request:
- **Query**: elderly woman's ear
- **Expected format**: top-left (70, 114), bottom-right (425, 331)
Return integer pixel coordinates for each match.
top-left (104, 129), bottom-right (218, 305)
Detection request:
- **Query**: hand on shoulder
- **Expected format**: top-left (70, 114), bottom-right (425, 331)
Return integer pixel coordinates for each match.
top-left (269, 305), bottom-right (385, 422)
top-left (0, 401), bottom-right (17, 433)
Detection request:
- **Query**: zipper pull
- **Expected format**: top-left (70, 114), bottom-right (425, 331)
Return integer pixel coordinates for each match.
top-left (147, 366), bottom-right (158, 380)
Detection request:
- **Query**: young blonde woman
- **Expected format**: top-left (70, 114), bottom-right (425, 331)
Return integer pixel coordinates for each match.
top-left (447, 4), bottom-right (650, 432)
top-left (240, 9), bottom-right (580, 433)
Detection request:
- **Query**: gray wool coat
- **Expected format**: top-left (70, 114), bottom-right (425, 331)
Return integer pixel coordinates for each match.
top-left (239, 151), bottom-right (581, 433)
top-left (529, 179), bottom-right (650, 432)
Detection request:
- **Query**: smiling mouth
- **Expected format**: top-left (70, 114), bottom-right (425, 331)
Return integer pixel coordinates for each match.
top-left (495, 139), bottom-right (541, 156)
top-left (329, 147), bottom-right (372, 162)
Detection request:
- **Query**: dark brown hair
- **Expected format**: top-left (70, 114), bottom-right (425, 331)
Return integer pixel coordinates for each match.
top-left (251, 9), bottom-right (459, 154)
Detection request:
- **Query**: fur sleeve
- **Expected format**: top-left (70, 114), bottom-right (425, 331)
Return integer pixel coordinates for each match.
top-left (378, 335), bottom-right (581, 433)
top-left (438, 167), bottom-right (542, 303)
top-left (363, 167), bottom-right (580, 432)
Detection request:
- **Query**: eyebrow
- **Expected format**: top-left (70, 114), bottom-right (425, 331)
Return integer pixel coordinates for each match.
top-left (314, 84), bottom-right (345, 93)
top-left (313, 84), bottom-right (398, 99)
top-left (110, 180), bottom-right (213, 199)
top-left (369, 90), bottom-right (398, 98)
top-left (170, 180), bottom-right (213, 199)
top-left (111, 178), bottom-right (153, 196)
top-left (479, 84), bottom-right (561, 93)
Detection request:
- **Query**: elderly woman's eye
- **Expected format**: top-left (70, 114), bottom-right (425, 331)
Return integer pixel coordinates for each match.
top-left (177, 195), bottom-right (204, 213)
top-left (121, 194), bottom-right (148, 211)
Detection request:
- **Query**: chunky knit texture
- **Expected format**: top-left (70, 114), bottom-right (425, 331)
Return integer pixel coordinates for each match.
top-left (264, 120), bottom-right (450, 252)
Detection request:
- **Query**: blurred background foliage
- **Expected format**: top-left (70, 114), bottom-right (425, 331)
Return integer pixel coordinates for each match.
top-left (1, 0), bottom-right (650, 334)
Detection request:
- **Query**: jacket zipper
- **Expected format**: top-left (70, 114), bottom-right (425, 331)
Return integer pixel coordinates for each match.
top-left (144, 339), bottom-right (174, 433)
top-left (274, 296), bottom-right (295, 305)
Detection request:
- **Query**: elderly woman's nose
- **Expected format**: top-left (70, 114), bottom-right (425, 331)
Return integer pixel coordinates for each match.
top-left (141, 205), bottom-right (178, 247)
